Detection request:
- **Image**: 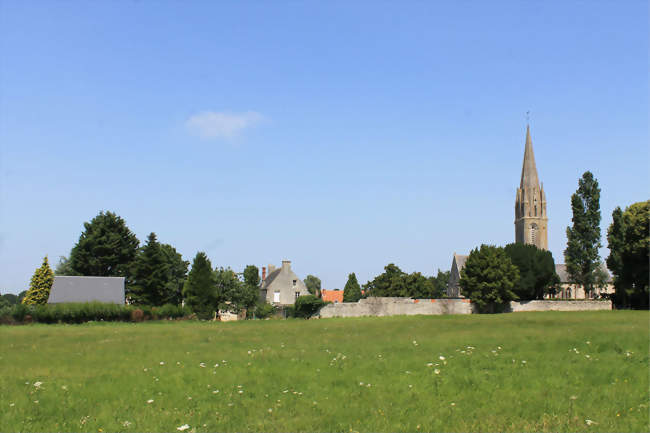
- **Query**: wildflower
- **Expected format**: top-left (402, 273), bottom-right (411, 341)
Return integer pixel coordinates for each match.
top-left (359, 382), bottom-right (364, 386)
top-left (586, 341), bottom-right (591, 345)
top-left (497, 346), bottom-right (502, 350)
top-left (427, 363), bottom-right (433, 367)
top-left (238, 390), bottom-right (243, 394)
top-left (313, 401), bottom-right (317, 405)
top-left (408, 384), bottom-right (413, 388)
top-left (283, 390), bottom-right (289, 393)
top-left (412, 340), bottom-right (417, 345)
top-left (434, 369), bottom-right (440, 375)
top-left (144, 368), bottom-right (148, 372)
top-left (122, 421), bottom-right (132, 427)
top-left (61, 385), bottom-right (68, 391)
top-left (160, 361), bottom-right (165, 365)
top-left (212, 390), bottom-right (219, 394)
top-left (177, 424), bottom-right (190, 431)
top-left (439, 355), bottom-right (445, 360)
top-left (268, 408), bottom-right (272, 413)
top-left (585, 419), bottom-right (597, 426)
top-left (33, 400), bottom-right (39, 404)
top-left (570, 395), bottom-right (577, 400)
top-left (199, 363), bottom-right (206, 368)
top-left (521, 360), bottom-right (527, 364)
top-left (585, 355), bottom-right (591, 359)
top-left (33, 381), bottom-right (43, 388)
top-left (177, 361), bottom-right (181, 365)
top-left (248, 350), bottom-right (252, 354)
top-left (214, 363), bottom-right (219, 367)
top-left (147, 399), bottom-right (154, 404)
top-left (450, 402), bottom-right (455, 406)
top-left (9, 403), bottom-right (15, 407)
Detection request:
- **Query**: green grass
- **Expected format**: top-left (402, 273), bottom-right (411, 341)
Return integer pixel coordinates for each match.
top-left (1, 311), bottom-right (648, 432)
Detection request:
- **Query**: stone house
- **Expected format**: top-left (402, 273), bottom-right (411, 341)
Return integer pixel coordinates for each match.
top-left (446, 253), bottom-right (468, 298)
top-left (548, 264), bottom-right (614, 299)
top-left (259, 260), bottom-right (310, 306)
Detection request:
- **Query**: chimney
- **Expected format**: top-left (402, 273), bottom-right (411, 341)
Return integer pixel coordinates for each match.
top-left (281, 260), bottom-right (291, 272)
top-left (268, 264), bottom-right (276, 274)
top-left (262, 267), bottom-right (266, 281)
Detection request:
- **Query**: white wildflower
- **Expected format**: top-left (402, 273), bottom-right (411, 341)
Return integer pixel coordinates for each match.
top-left (214, 363), bottom-right (219, 367)
top-left (160, 361), bottom-right (165, 365)
top-left (199, 362), bottom-right (206, 368)
top-left (33, 400), bottom-right (39, 404)
top-left (283, 390), bottom-right (289, 393)
top-left (122, 421), bottom-right (132, 427)
top-left (439, 356), bottom-right (445, 360)
top-left (143, 368), bottom-right (148, 372)
top-left (33, 381), bottom-right (43, 388)
top-left (427, 363), bottom-right (433, 367)
top-left (450, 402), bottom-right (455, 406)
top-left (585, 419), bottom-right (597, 426)
top-left (497, 346), bottom-right (502, 350)
top-left (9, 403), bottom-right (15, 407)
top-left (522, 360), bottom-right (527, 364)
top-left (238, 390), bottom-right (243, 394)
top-left (177, 424), bottom-right (190, 431)
top-left (268, 408), bottom-right (272, 413)
top-left (434, 369), bottom-right (440, 375)
top-left (212, 390), bottom-right (219, 394)
top-left (366, 383), bottom-right (371, 387)
top-left (359, 382), bottom-right (364, 386)
top-left (147, 399), bottom-right (154, 404)
top-left (586, 341), bottom-right (591, 345)
top-left (61, 385), bottom-right (68, 391)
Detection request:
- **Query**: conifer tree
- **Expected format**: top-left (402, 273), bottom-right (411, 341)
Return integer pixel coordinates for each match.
top-left (160, 244), bottom-right (189, 306)
top-left (564, 171), bottom-right (602, 298)
top-left (343, 272), bottom-right (362, 302)
top-left (129, 233), bottom-right (170, 306)
top-left (183, 252), bottom-right (216, 318)
top-left (23, 256), bottom-right (54, 305)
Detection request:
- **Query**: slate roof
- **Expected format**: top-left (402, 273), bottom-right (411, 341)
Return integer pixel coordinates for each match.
top-left (454, 254), bottom-right (469, 271)
top-left (555, 264), bottom-right (612, 283)
top-left (261, 269), bottom-right (282, 290)
top-left (47, 276), bottom-right (125, 304)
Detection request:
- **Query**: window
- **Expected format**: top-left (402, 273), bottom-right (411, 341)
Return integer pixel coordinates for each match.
top-left (273, 291), bottom-right (280, 303)
top-left (295, 291), bottom-right (300, 300)
top-left (530, 223), bottom-right (538, 244)
top-left (292, 279), bottom-right (297, 287)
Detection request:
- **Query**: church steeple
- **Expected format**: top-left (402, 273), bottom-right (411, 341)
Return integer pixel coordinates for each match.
top-left (520, 125), bottom-right (540, 190)
top-left (514, 125), bottom-right (548, 250)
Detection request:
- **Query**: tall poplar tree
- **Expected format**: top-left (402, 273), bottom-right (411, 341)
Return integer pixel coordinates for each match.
top-left (564, 171), bottom-right (602, 298)
top-left (183, 252), bottom-right (216, 319)
top-left (23, 256), bottom-right (54, 305)
top-left (343, 273), bottom-right (362, 302)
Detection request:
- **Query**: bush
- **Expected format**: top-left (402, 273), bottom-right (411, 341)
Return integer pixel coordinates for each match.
top-left (157, 303), bottom-right (189, 319)
top-left (254, 302), bottom-right (275, 319)
top-left (11, 303), bottom-right (29, 322)
top-left (294, 295), bottom-right (326, 319)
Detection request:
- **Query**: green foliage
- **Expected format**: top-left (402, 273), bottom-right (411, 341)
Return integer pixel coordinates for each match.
top-left (254, 302), bottom-right (275, 319)
top-left (343, 273), bottom-right (362, 302)
top-left (22, 257), bottom-right (54, 305)
top-left (460, 245), bottom-right (520, 312)
top-left (364, 264), bottom-right (439, 298)
top-left (243, 265), bottom-right (260, 288)
top-left (129, 233), bottom-right (174, 306)
top-left (241, 265), bottom-right (261, 310)
top-left (564, 172), bottom-right (602, 298)
top-left (0, 293), bottom-right (20, 308)
top-left (607, 200), bottom-right (650, 309)
top-left (504, 243), bottom-right (559, 300)
top-left (430, 269), bottom-right (450, 298)
top-left (160, 244), bottom-right (189, 306)
top-left (54, 255), bottom-right (77, 276)
top-left (293, 295), bottom-right (326, 318)
top-left (69, 211), bottom-right (140, 284)
top-left (303, 275), bottom-right (322, 297)
top-left (183, 252), bottom-right (216, 319)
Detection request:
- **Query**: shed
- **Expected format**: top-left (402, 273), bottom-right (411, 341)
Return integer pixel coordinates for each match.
top-left (47, 276), bottom-right (125, 304)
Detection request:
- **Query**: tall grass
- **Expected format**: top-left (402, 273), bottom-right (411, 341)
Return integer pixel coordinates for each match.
top-left (0, 311), bottom-right (647, 432)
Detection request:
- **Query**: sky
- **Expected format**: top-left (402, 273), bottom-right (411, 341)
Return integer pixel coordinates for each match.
top-left (0, 1), bottom-right (647, 295)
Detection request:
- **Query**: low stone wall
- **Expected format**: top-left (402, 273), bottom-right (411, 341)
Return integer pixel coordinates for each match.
top-left (318, 298), bottom-right (612, 318)
top-left (509, 300), bottom-right (612, 312)
top-left (318, 297), bottom-right (473, 318)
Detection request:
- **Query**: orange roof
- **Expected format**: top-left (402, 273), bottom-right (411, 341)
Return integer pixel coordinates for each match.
top-left (321, 289), bottom-right (344, 303)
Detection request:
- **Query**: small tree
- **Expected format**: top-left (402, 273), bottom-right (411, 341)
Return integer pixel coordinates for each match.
top-left (160, 244), bottom-right (189, 306)
top-left (430, 269), bottom-right (450, 298)
top-left (405, 272), bottom-right (436, 298)
top-left (363, 264), bottom-right (407, 297)
top-left (294, 295), bottom-right (326, 318)
top-left (460, 245), bottom-right (519, 313)
top-left (304, 275), bottom-right (322, 297)
top-left (183, 252), bottom-right (216, 319)
top-left (23, 257), bottom-right (54, 305)
top-left (343, 273), bottom-right (362, 302)
top-left (504, 243), bottom-right (558, 300)
top-left (564, 172), bottom-right (602, 298)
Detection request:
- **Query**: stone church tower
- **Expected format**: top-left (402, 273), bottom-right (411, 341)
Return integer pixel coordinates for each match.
top-left (514, 125), bottom-right (548, 250)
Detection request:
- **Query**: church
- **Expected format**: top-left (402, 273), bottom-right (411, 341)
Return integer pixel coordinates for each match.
top-left (446, 125), bottom-right (610, 299)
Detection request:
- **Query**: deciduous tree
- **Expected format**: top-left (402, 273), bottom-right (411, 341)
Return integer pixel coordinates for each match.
top-left (607, 200), bottom-right (649, 309)
top-left (22, 257), bottom-right (54, 305)
top-left (460, 245), bottom-right (519, 312)
top-left (304, 275), bottom-right (322, 297)
top-left (564, 172), bottom-right (602, 298)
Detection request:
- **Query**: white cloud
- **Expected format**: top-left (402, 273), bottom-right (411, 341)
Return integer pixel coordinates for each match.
top-left (185, 111), bottom-right (264, 139)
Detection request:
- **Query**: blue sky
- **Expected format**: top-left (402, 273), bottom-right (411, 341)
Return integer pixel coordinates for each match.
top-left (1, 1), bottom-right (647, 294)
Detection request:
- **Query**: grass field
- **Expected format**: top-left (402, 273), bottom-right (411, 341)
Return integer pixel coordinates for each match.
top-left (1, 311), bottom-right (648, 432)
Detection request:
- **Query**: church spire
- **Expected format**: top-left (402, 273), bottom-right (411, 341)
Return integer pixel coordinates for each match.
top-left (519, 124), bottom-right (540, 190)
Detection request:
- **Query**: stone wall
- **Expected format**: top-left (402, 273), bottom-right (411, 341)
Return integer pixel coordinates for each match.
top-left (509, 300), bottom-right (612, 312)
top-left (317, 297), bottom-right (611, 318)
top-left (318, 297), bottom-right (474, 318)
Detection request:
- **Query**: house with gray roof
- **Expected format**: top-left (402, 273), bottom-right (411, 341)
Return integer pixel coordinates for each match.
top-left (47, 276), bottom-right (125, 304)
top-left (259, 260), bottom-right (310, 306)
top-left (549, 264), bottom-right (614, 299)
top-left (446, 253), bottom-right (468, 298)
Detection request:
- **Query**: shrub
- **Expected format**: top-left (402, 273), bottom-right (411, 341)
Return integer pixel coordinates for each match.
top-left (11, 303), bottom-right (29, 322)
top-left (255, 302), bottom-right (275, 319)
top-left (157, 303), bottom-right (189, 319)
top-left (131, 308), bottom-right (144, 322)
top-left (294, 295), bottom-right (326, 319)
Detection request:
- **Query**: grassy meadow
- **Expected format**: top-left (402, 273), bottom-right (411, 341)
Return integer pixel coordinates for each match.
top-left (1, 311), bottom-right (648, 432)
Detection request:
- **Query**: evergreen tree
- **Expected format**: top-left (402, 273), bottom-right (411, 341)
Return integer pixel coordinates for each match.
top-left (404, 272), bottom-right (435, 298)
top-left (69, 211), bottom-right (139, 281)
top-left (504, 243), bottom-right (558, 300)
top-left (129, 233), bottom-right (171, 306)
top-left (564, 172), bottom-right (602, 298)
top-left (460, 245), bottom-right (519, 312)
top-left (343, 273), bottom-right (362, 302)
top-left (304, 275), bottom-right (322, 297)
top-left (23, 256), bottom-right (54, 305)
top-left (160, 244), bottom-right (189, 306)
top-left (607, 200), bottom-right (649, 309)
top-left (183, 252), bottom-right (216, 319)
top-left (363, 264), bottom-right (406, 297)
